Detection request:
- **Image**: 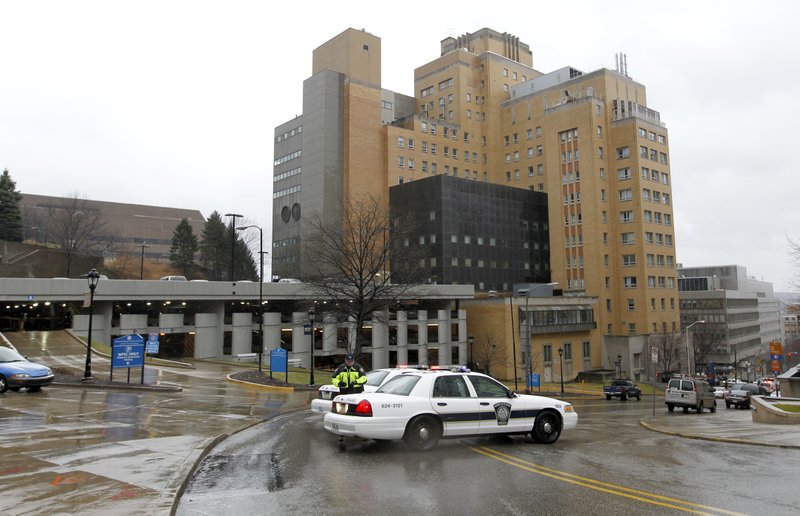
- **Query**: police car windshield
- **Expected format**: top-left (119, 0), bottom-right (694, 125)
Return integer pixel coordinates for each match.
top-left (376, 375), bottom-right (420, 396)
top-left (365, 370), bottom-right (390, 387)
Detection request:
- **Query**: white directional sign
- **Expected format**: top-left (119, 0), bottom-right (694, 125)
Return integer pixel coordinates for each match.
top-left (651, 346), bottom-right (659, 363)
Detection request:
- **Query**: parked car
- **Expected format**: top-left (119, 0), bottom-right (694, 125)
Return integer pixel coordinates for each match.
top-left (603, 379), bottom-right (642, 401)
top-left (713, 386), bottom-right (727, 399)
top-left (323, 369), bottom-right (577, 450)
top-left (159, 275), bottom-right (187, 281)
top-left (665, 377), bottom-right (717, 413)
top-left (725, 383), bottom-right (760, 409)
top-left (0, 347), bottom-right (55, 393)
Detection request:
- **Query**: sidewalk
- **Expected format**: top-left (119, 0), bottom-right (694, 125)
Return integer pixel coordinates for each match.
top-left (639, 406), bottom-right (800, 449)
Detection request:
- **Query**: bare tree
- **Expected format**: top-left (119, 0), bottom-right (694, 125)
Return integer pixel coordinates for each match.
top-left (650, 331), bottom-right (682, 375)
top-left (304, 195), bottom-right (426, 358)
top-left (105, 245), bottom-right (138, 279)
top-left (789, 235), bottom-right (800, 291)
top-left (45, 193), bottom-right (107, 276)
top-left (692, 329), bottom-right (726, 373)
top-left (473, 332), bottom-right (507, 377)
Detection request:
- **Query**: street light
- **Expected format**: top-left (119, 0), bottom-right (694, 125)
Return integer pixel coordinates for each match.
top-left (518, 282), bottom-right (558, 392)
top-left (82, 268), bottom-right (101, 381)
top-left (224, 213), bottom-right (243, 281)
top-left (468, 334), bottom-right (475, 369)
top-left (137, 242), bottom-right (149, 280)
top-left (558, 347), bottom-right (564, 394)
top-left (308, 306), bottom-right (316, 385)
top-left (236, 224), bottom-right (265, 372)
top-left (685, 320), bottom-right (706, 376)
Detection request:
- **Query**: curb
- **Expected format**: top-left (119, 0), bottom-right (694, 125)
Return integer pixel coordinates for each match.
top-left (638, 419), bottom-right (800, 449)
top-left (53, 380), bottom-right (183, 392)
top-left (225, 374), bottom-right (295, 393)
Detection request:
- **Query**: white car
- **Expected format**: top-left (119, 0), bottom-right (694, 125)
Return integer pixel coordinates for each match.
top-left (323, 369), bottom-right (577, 450)
top-left (310, 367), bottom-right (422, 414)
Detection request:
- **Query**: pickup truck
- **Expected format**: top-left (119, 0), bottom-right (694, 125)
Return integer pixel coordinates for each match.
top-left (604, 379), bottom-right (642, 401)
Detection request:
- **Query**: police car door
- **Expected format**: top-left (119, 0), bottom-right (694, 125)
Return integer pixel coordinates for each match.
top-left (430, 375), bottom-right (481, 436)
top-left (467, 374), bottom-right (529, 435)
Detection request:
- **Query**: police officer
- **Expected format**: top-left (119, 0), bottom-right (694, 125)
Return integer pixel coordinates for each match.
top-left (332, 353), bottom-right (367, 394)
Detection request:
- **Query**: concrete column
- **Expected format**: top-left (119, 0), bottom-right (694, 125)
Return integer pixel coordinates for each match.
top-left (372, 311), bottom-right (389, 369)
top-left (292, 312), bottom-right (310, 368)
top-left (262, 312), bottom-right (282, 353)
top-left (396, 310), bottom-right (408, 366)
top-left (347, 315), bottom-right (357, 354)
top-left (72, 301), bottom-right (111, 347)
top-left (417, 310), bottom-right (428, 366)
top-left (438, 309), bottom-right (451, 365)
top-left (323, 314), bottom-right (337, 355)
top-left (232, 312), bottom-right (253, 356)
top-left (457, 309), bottom-right (467, 366)
top-left (159, 313), bottom-right (183, 333)
top-left (119, 314), bottom-right (147, 335)
top-left (195, 301), bottom-right (224, 358)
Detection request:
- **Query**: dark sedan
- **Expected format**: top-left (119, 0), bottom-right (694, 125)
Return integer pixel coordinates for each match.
top-left (0, 347), bottom-right (54, 393)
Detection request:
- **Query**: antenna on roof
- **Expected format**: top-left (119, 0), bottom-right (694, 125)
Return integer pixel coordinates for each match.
top-left (615, 52), bottom-right (629, 77)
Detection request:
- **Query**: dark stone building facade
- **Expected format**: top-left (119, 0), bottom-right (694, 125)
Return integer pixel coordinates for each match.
top-left (389, 175), bottom-right (550, 291)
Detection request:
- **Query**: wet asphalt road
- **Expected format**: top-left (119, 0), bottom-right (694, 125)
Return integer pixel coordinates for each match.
top-left (178, 398), bottom-right (800, 516)
top-left (0, 331), bottom-right (314, 515)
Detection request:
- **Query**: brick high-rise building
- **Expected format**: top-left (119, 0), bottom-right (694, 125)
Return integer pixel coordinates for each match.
top-left (272, 27), bottom-right (680, 371)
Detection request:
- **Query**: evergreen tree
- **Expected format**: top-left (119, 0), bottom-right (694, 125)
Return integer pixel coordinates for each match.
top-left (232, 228), bottom-right (259, 281)
top-left (0, 168), bottom-right (24, 242)
top-left (199, 211), bottom-right (227, 280)
top-left (169, 218), bottom-right (199, 277)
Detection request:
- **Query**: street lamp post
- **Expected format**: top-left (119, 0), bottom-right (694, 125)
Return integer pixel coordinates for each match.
top-left (308, 307), bottom-right (316, 385)
top-left (225, 213), bottom-right (243, 281)
top-left (685, 320), bottom-right (706, 376)
top-left (518, 282), bottom-right (558, 392)
top-left (558, 347), bottom-right (564, 394)
top-left (82, 268), bottom-right (101, 381)
top-left (468, 334), bottom-right (474, 369)
top-left (236, 225), bottom-right (265, 372)
top-left (138, 242), bottom-right (149, 280)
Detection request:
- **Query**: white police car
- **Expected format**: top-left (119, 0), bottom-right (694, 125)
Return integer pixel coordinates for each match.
top-left (323, 368), bottom-right (577, 450)
top-left (310, 367), bottom-right (423, 414)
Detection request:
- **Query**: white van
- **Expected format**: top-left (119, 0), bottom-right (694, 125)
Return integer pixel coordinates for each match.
top-left (160, 275), bottom-right (187, 281)
top-left (665, 378), bottom-right (717, 413)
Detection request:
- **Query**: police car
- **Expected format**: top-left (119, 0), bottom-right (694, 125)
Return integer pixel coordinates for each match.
top-left (323, 368), bottom-right (577, 450)
top-left (310, 367), bottom-right (423, 414)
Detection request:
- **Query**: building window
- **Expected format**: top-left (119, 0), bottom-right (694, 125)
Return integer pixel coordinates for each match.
top-left (623, 254), bottom-right (636, 266)
top-left (618, 167), bottom-right (631, 180)
top-left (619, 188), bottom-right (632, 201)
top-left (397, 137), bottom-right (404, 148)
top-left (616, 146), bottom-right (630, 159)
top-left (627, 299), bottom-right (635, 311)
top-left (628, 323), bottom-right (636, 334)
top-left (397, 157), bottom-right (404, 168)
top-left (621, 232), bottom-right (634, 245)
top-left (624, 276), bottom-right (637, 289)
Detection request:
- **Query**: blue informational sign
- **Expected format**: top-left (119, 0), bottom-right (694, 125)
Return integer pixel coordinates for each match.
top-left (112, 334), bottom-right (145, 369)
top-left (146, 333), bottom-right (159, 354)
top-left (528, 373), bottom-right (540, 388)
top-left (271, 348), bottom-right (288, 373)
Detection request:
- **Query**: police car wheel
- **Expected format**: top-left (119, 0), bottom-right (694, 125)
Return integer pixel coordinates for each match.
top-left (404, 415), bottom-right (441, 451)
top-left (531, 410), bottom-right (561, 444)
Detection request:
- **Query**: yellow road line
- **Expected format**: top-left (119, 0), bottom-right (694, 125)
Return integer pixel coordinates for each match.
top-left (471, 446), bottom-right (746, 516)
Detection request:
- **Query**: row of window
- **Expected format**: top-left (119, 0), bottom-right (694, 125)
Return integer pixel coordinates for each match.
top-left (619, 232), bottom-right (674, 246)
top-left (641, 167), bottom-right (669, 185)
top-left (275, 126), bottom-right (302, 143)
top-left (639, 146), bottom-right (668, 164)
top-left (273, 184), bottom-right (301, 199)
top-left (638, 127), bottom-right (667, 145)
top-left (504, 126), bottom-right (543, 145)
top-left (621, 253), bottom-right (676, 268)
top-left (274, 167), bottom-right (301, 182)
top-left (273, 150), bottom-right (301, 166)
top-left (418, 120), bottom-right (464, 140)
top-left (608, 297), bottom-right (677, 312)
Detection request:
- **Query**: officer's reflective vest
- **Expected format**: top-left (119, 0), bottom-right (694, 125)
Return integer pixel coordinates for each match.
top-left (332, 365), bottom-right (367, 390)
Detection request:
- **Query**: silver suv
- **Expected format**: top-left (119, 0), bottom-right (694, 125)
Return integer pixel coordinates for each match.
top-left (665, 378), bottom-right (717, 413)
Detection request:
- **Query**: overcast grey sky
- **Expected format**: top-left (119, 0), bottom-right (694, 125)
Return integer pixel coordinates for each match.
top-left (2, 1), bottom-right (798, 291)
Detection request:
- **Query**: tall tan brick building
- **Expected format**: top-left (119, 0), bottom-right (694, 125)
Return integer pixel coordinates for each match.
top-left (273, 28), bottom-right (680, 376)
